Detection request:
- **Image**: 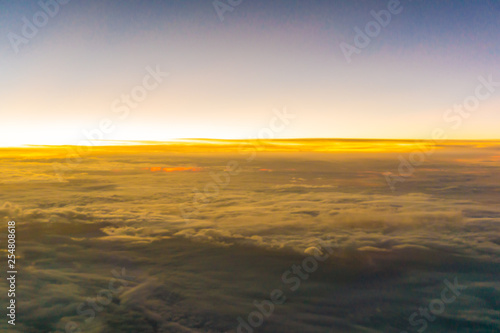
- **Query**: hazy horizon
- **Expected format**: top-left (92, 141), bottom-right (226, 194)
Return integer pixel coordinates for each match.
top-left (1, 1), bottom-right (499, 332)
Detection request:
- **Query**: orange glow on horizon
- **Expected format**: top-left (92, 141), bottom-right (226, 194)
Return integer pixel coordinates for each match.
top-left (0, 139), bottom-right (499, 159)
top-left (143, 167), bottom-right (203, 173)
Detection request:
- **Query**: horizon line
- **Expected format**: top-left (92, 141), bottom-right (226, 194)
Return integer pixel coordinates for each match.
top-left (1, 137), bottom-right (500, 149)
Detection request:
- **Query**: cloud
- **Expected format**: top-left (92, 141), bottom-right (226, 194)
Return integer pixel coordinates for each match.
top-left (1, 144), bottom-right (499, 331)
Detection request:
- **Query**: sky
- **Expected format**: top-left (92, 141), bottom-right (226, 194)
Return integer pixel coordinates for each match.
top-left (1, 0), bottom-right (499, 146)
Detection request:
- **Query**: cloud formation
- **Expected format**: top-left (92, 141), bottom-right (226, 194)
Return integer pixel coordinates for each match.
top-left (0, 142), bottom-right (499, 332)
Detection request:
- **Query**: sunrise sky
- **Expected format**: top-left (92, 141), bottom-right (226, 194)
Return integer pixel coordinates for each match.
top-left (1, 0), bottom-right (499, 146)
top-left (2, 2), bottom-right (500, 331)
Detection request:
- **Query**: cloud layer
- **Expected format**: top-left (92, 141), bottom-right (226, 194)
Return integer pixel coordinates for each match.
top-left (0, 142), bottom-right (499, 332)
